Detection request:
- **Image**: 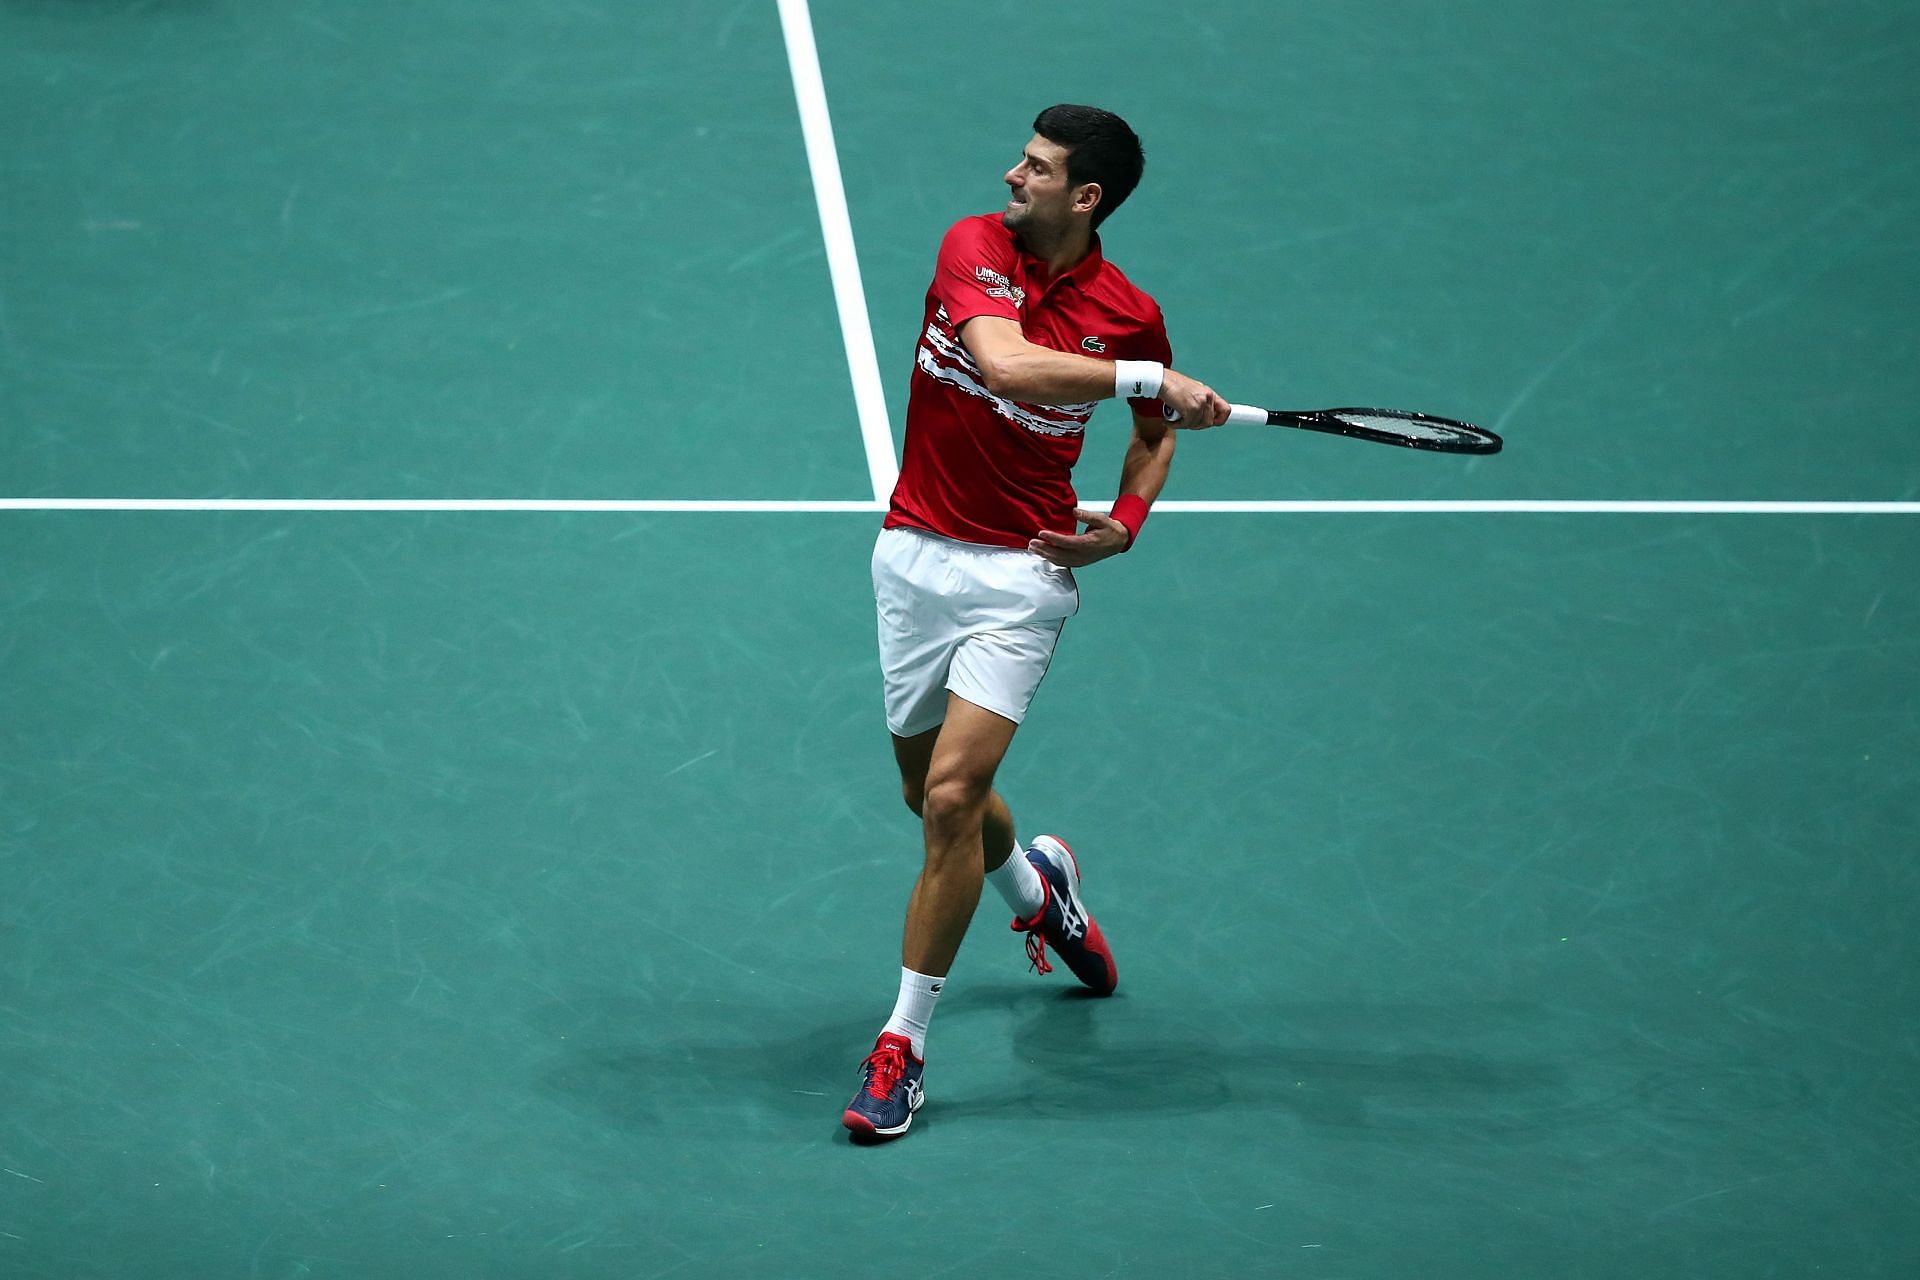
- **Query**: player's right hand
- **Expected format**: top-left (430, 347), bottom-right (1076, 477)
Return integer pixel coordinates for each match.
top-left (1158, 370), bottom-right (1230, 428)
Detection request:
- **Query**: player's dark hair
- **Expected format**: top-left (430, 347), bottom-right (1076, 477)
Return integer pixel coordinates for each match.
top-left (1032, 104), bottom-right (1144, 230)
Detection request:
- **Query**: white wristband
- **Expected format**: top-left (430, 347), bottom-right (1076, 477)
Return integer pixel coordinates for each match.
top-left (1113, 360), bottom-right (1164, 401)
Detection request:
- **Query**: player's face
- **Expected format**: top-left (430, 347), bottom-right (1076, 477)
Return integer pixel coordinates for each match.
top-left (1003, 136), bottom-right (1091, 234)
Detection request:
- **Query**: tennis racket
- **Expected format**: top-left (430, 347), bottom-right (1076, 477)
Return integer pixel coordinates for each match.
top-left (1166, 403), bottom-right (1501, 454)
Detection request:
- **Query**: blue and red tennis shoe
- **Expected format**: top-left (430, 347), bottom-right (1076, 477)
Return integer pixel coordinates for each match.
top-left (842, 1032), bottom-right (925, 1141)
top-left (1012, 835), bottom-right (1118, 996)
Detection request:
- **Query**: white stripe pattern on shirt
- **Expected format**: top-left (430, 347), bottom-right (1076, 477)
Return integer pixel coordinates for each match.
top-left (918, 307), bottom-right (1097, 438)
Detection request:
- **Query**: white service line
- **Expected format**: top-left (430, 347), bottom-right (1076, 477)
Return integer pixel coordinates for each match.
top-left (775, 0), bottom-right (897, 504)
top-left (0, 499), bottom-right (888, 513)
top-left (4, 499), bottom-right (1917, 514)
top-left (1144, 500), bottom-right (1920, 515)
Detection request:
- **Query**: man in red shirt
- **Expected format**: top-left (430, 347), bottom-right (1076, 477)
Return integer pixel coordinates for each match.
top-left (843, 105), bottom-right (1229, 1141)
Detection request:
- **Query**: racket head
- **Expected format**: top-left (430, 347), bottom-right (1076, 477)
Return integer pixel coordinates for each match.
top-left (1305, 407), bottom-right (1502, 454)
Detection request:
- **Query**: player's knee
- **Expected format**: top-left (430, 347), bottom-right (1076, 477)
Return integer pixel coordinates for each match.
top-left (920, 774), bottom-right (986, 833)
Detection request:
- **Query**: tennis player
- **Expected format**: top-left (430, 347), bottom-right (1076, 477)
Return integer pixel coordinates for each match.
top-left (843, 105), bottom-right (1229, 1141)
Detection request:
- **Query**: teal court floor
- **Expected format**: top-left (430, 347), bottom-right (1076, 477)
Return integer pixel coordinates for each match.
top-left (3, 3), bottom-right (1916, 1277)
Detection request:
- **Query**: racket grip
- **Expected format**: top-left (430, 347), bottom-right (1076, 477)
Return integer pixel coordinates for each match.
top-left (1160, 402), bottom-right (1268, 426)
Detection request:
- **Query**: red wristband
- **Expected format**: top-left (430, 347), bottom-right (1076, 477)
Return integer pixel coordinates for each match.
top-left (1110, 494), bottom-right (1151, 550)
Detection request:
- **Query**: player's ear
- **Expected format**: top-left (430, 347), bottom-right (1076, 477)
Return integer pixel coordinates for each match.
top-left (1073, 182), bottom-right (1103, 218)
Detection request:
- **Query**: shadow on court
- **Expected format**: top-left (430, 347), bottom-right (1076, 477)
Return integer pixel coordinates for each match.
top-left (1006, 993), bottom-right (1812, 1140)
top-left (957, 987), bottom-right (1578, 1132)
top-left (525, 995), bottom-right (872, 1134)
top-left (509, 986), bottom-right (1818, 1143)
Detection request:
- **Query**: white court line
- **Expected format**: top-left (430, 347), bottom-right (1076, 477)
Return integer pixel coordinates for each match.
top-left (0, 499), bottom-right (887, 512)
top-left (775, 0), bottom-right (897, 503)
top-left (15, 24), bottom-right (1901, 522)
top-left (1149, 500), bottom-right (1920, 515)
top-left (4, 499), bottom-right (1917, 514)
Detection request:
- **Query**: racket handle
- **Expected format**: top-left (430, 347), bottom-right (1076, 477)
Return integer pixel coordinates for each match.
top-left (1160, 402), bottom-right (1269, 426)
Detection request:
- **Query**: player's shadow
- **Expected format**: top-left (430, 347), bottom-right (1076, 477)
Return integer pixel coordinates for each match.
top-left (529, 987), bottom-right (1597, 1141)
top-left (528, 993), bottom-right (877, 1135)
top-left (931, 985), bottom-right (1575, 1134)
top-left (528, 988), bottom-right (1102, 1135)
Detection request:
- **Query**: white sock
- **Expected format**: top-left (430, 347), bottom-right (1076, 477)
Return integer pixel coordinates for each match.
top-left (986, 838), bottom-right (1047, 919)
top-left (880, 967), bottom-right (943, 1058)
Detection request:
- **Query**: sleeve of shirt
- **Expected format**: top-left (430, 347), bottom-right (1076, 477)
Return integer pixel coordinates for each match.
top-left (1123, 302), bottom-right (1174, 419)
top-left (930, 217), bottom-right (1024, 331)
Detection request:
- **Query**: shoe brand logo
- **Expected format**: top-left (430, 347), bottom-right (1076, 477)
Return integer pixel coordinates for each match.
top-left (1060, 905), bottom-right (1086, 941)
top-left (905, 1079), bottom-right (924, 1108)
top-left (1055, 883), bottom-right (1087, 941)
top-left (1036, 846), bottom-right (1088, 942)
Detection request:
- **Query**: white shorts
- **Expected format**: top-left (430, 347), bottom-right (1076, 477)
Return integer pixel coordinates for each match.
top-left (872, 526), bottom-right (1080, 737)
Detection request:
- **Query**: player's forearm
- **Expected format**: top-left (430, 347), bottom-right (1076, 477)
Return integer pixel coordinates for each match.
top-left (974, 345), bottom-right (1121, 406)
top-left (1118, 423), bottom-right (1176, 503)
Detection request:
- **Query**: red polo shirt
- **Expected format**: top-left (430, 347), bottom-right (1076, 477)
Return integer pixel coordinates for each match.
top-left (885, 213), bottom-right (1172, 549)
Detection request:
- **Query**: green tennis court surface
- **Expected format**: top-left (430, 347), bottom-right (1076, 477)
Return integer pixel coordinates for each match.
top-left (3, 2), bottom-right (1916, 1277)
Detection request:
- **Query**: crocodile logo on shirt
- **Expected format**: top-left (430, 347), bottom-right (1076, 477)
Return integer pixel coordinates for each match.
top-left (1081, 336), bottom-right (1107, 353)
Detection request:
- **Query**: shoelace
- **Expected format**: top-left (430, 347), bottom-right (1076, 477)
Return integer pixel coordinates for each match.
top-left (1022, 929), bottom-right (1053, 976)
top-left (1011, 875), bottom-right (1056, 976)
top-left (861, 1041), bottom-right (908, 1100)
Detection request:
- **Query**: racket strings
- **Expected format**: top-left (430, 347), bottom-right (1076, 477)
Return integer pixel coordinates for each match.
top-left (1333, 413), bottom-right (1468, 441)
top-left (1322, 410), bottom-right (1498, 452)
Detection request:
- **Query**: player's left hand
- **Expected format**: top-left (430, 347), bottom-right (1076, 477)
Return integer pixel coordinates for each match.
top-left (1028, 507), bottom-right (1130, 567)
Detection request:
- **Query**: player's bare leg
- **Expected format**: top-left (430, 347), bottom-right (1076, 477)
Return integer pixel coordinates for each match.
top-left (900, 695), bottom-right (1020, 976)
top-left (901, 696), bottom-right (1117, 998)
top-left (844, 696), bottom-right (1021, 1140)
top-left (892, 724), bottom-right (1019, 878)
